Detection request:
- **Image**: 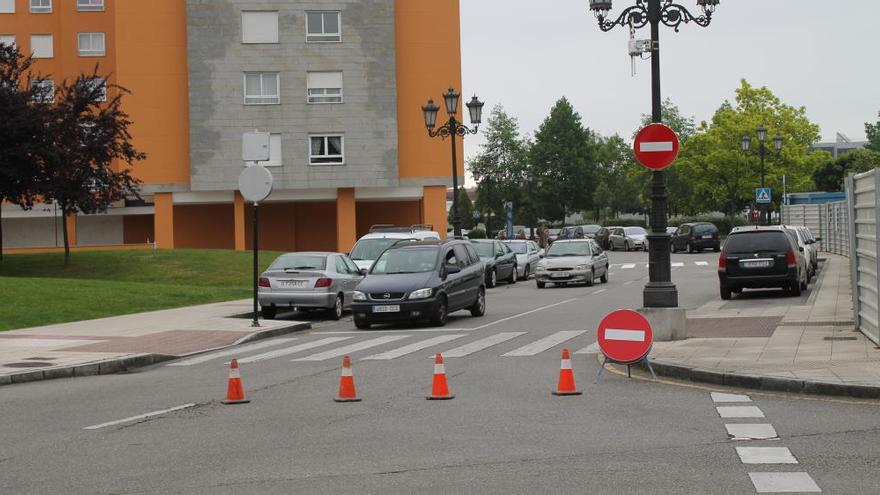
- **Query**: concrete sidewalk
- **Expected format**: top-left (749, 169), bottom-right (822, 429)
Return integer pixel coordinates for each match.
top-left (648, 254), bottom-right (880, 398)
top-left (0, 300), bottom-right (308, 385)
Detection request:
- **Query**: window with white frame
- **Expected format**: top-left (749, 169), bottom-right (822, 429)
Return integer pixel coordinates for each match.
top-left (244, 72), bottom-right (279, 105)
top-left (306, 11), bottom-right (341, 42)
top-left (77, 32), bottom-right (105, 56)
top-left (86, 77), bottom-right (106, 102)
top-left (0, 0), bottom-right (15, 14)
top-left (30, 0), bottom-right (51, 13)
top-left (241, 11), bottom-right (278, 44)
top-left (307, 72), bottom-right (342, 104)
top-left (32, 79), bottom-right (54, 103)
top-left (309, 135), bottom-right (344, 165)
top-left (0, 35), bottom-right (15, 47)
top-left (77, 0), bottom-right (104, 11)
top-left (30, 34), bottom-right (53, 58)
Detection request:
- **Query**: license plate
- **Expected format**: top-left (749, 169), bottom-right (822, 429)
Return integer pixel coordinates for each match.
top-left (741, 260), bottom-right (771, 268)
top-left (373, 305), bottom-right (400, 313)
top-left (551, 272), bottom-right (569, 278)
top-left (278, 279), bottom-right (307, 288)
top-left (702, 235), bottom-right (712, 239)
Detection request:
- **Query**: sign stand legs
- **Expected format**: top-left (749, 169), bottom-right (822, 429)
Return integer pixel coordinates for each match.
top-left (595, 355), bottom-right (657, 383)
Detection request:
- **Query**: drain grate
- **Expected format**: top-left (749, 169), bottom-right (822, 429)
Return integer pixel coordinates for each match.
top-left (823, 336), bottom-right (858, 341)
top-left (4, 362), bottom-right (53, 368)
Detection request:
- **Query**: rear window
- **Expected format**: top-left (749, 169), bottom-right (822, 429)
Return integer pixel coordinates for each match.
top-left (507, 243), bottom-right (528, 254)
top-left (724, 232), bottom-right (791, 253)
top-left (693, 224), bottom-right (717, 235)
top-left (624, 227), bottom-right (647, 235)
top-left (269, 254), bottom-right (326, 271)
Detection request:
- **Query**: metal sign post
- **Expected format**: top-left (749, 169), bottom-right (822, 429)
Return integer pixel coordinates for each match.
top-left (238, 147), bottom-right (273, 327)
top-left (595, 309), bottom-right (656, 382)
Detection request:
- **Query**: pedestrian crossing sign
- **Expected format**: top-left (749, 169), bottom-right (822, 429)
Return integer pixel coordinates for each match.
top-left (756, 188), bottom-right (772, 204)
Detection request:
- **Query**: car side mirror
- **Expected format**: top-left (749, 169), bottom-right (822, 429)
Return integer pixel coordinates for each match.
top-left (359, 268), bottom-right (368, 276)
top-left (799, 247), bottom-right (804, 252)
top-left (446, 265), bottom-right (461, 275)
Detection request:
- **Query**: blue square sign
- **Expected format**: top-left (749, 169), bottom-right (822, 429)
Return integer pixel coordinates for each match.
top-left (756, 188), bottom-right (772, 204)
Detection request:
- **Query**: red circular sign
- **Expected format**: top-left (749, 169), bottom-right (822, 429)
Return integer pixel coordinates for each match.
top-left (597, 310), bottom-right (654, 364)
top-left (633, 124), bottom-right (680, 171)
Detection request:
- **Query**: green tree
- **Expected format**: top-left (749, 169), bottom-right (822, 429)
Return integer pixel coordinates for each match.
top-left (448, 188), bottom-right (475, 229)
top-left (812, 149), bottom-right (880, 191)
top-left (593, 134), bottom-right (642, 218)
top-left (866, 110), bottom-right (880, 152)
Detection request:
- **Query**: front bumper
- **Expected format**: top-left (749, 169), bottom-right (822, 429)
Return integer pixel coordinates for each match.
top-left (351, 298), bottom-right (439, 323)
top-left (534, 269), bottom-right (591, 284)
top-left (259, 291), bottom-right (335, 309)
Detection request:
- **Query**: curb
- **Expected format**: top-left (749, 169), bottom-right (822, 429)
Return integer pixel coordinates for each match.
top-left (0, 321), bottom-right (311, 387)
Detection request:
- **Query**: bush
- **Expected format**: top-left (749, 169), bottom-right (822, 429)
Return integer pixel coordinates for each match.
top-left (668, 215), bottom-right (745, 235)
top-left (600, 218), bottom-right (648, 227)
top-left (467, 228), bottom-right (487, 239)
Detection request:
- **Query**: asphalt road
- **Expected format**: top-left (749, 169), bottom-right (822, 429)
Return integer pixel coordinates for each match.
top-left (2, 250), bottom-right (878, 494)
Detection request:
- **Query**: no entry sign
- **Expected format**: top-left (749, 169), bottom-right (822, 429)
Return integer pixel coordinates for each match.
top-left (634, 124), bottom-right (680, 171)
top-left (597, 310), bottom-right (653, 364)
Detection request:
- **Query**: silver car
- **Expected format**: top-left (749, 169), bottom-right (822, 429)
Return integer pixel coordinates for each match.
top-left (534, 239), bottom-right (610, 288)
top-left (505, 239), bottom-right (544, 279)
top-left (609, 226), bottom-right (648, 251)
top-left (258, 252), bottom-right (365, 320)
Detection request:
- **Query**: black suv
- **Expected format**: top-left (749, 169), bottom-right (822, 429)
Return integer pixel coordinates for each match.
top-left (351, 239), bottom-right (486, 329)
top-left (671, 222), bottom-right (720, 253)
top-left (718, 226), bottom-right (807, 300)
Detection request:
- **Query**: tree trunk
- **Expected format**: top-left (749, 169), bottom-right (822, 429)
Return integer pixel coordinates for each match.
top-left (62, 209), bottom-right (70, 267)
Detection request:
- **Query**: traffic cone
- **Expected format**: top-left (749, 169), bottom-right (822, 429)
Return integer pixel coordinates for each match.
top-left (221, 359), bottom-right (250, 404)
top-left (552, 348), bottom-right (582, 396)
top-left (334, 355), bottom-right (361, 402)
top-left (426, 353), bottom-right (454, 400)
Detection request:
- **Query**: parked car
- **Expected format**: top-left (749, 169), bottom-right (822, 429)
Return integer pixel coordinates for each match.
top-left (594, 226), bottom-right (620, 250)
top-left (547, 228), bottom-right (562, 243)
top-left (784, 226), bottom-right (815, 282)
top-left (718, 226), bottom-right (808, 300)
top-left (349, 224), bottom-right (440, 271)
top-left (259, 252), bottom-right (365, 320)
top-left (505, 239), bottom-right (544, 279)
top-left (671, 222), bottom-right (720, 253)
top-left (534, 239), bottom-right (609, 288)
top-left (579, 224), bottom-right (602, 239)
top-left (470, 239), bottom-right (518, 287)
top-left (558, 226), bottom-right (576, 240)
top-left (794, 226), bottom-right (819, 275)
top-left (609, 226), bottom-right (648, 251)
top-left (350, 239), bottom-right (486, 329)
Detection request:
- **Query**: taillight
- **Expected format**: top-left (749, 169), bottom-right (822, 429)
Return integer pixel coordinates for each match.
top-left (786, 250), bottom-right (797, 268)
top-left (258, 277), bottom-right (270, 288)
top-left (315, 277), bottom-right (333, 288)
top-left (718, 253), bottom-right (727, 270)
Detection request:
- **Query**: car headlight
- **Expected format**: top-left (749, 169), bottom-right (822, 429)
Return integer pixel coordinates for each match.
top-left (536, 264), bottom-right (546, 272)
top-left (408, 288), bottom-right (433, 300)
top-left (352, 291), bottom-right (367, 301)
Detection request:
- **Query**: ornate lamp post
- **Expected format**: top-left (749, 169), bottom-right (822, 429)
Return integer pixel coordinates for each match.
top-left (422, 88), bottom-right (484, 238)
top-left (587, 0), bottom-right (719, 308)
top-left (742, 126), bottom-right (783, 225)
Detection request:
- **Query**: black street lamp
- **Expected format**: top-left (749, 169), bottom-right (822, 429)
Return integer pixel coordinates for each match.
top-left (741, 126), bottom-right (783, 226)
top-left (587, 0), bottom-right (719, 309)
top-left (422, 88), bottom-right (484, 238)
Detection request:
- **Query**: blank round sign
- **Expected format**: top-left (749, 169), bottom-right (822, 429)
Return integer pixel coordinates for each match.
top-left (238, 165), bottom-right (273, 203)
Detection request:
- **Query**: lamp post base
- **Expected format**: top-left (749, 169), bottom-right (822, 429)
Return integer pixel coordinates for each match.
top-left (643, 282), bottom-right (678, 308)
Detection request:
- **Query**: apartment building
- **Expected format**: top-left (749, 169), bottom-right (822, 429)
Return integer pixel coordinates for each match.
top-left (0, 0), bottom-right (463, 253)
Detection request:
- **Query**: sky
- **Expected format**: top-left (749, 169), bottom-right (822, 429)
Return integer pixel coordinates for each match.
top-left (459, 0), bottom-right (880, 178)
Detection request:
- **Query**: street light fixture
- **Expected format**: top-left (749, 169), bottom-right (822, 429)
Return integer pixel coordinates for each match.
top-left (422, 87), bottom-right (484, 238)
top-left (586, 0), bottom-right (719, 308)
top-left (741, 125), bottom-right (783, 226)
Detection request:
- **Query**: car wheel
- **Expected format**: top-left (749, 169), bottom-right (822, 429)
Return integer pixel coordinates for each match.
top-left (800, 277), bottom-right (808, 290)
top-left (789, 281), bottom-right (802, 297)
top-left (354, 319), bottom-right (371, 330)
top-left (713, 246), bottom-right (720, 252)
top-left (609, 242), bottom-right (615, 251)
top-left (470, 288), bottom-right (486, 317)
top-left (536, 281), bottom-right (545, 289)
top-left (600, 269), bottom-right (608, 284)
top-left (329, 295), bottom-right (343, 320)
top-left (487, 269), bottom-right (497, 288)
top-left (670, 242), bottom-right (677, 253)
top-left (686, 243), bottom-right (693, 254)
top-left (586, 269), bottom-right (595, 287)
top-left (261, 305), bottom-right (277, 320)
top-left (720, 285), bottom-right (732, 300)
top-left (431, 296), bottom-right (448, 327)
top-left (508, 265), bottom-right (517, 284)
top-left (625, 242), bottom-right (631, 252)
top-left (523, 265), bottom-right (530, 280)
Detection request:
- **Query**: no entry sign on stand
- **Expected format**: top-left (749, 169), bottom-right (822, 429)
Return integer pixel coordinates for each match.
top-left (633, 124), bottom-right (680, 171)
top-left (597, 309), bottom-right (653, 364)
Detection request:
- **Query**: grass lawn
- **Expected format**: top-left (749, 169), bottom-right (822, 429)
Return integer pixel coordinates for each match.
top-left (0, 249), bottom-right (283, 332)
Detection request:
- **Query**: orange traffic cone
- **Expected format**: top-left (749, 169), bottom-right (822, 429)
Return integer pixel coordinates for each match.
top-left (221, 359), bottom-right (250, 404)
top-left (552, 348), bottom-right (582, 396)
top-left (426, 353), bottom-right (454, 400)
top-left (334, 355), bottom-right (361, 402)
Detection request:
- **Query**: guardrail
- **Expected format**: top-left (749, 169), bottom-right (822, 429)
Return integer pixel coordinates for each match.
top-left (847, 170), bottom-right (880, 344)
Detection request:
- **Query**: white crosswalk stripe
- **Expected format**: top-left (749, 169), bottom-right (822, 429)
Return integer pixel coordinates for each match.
top-left (621, 264), bottom-right (636, 269)
top-left (672, 262), bottom-right (684, 267)
top-left (574, 342), bottom-right (600, 354)
top-left (502, 330), bottom-right (587, 357)
top-left (237, 337), bottom-right (352, 364)
top-left (362, 334), bottom-right (465, 360)
top-left (737, 447), bottom-right (798, 464)
top-left (438, 332), bottom-right (527, 358)
top-left (695, 261), bottom-right (709, 266)
top-left (749, 473), bottom-right (821, 493)
top-left (167, 338), bottom-right (298, 366)
top-left (292, 335), bottom-right (410, 361)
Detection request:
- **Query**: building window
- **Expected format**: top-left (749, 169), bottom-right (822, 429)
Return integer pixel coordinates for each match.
top-left (32, 79), bottom-right (54, 103)
top-left (306, 11), bottom-right (341, 42)
top-left (243, 72), bottom-right (280, 105)
top-left (307, 72), bottom-right (342, 104)
top-left (77, 32), bottom-right (105, 56)
top-left (241, 11), bottom-right (278, 44)
top-left (77, 0), bottom-right (104, 11)
top-left (0, 35), bottom-right (15, 47)
top-left (86, 77), bottom-right (106, 102)
top-left (266, 134), bottom-right (282, 166)
top-left (30, 0), bottom-right (51, 13)
top-left (0, 0), bottom-right (15, 14)
top-left (30, 34), bottom-right (53, 58)
top-left (310, 135), bottom-right (344, 165)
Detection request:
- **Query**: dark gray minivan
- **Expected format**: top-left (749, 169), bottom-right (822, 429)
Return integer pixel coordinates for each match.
top-left (718, 226), bottom-right (807, 299)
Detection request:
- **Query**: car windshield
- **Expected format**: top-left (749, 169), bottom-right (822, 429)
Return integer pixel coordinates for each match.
top-left (507, 243), bottom-right (528, 254)
top-left (350, 238), bottom-right (402, 261)
top-left (583, 225), bottom-right (601, 235)
top-left (370, 247), bottom-right (438, 274)
top-left (625, 227), bottom-right (647, 236)
top-left (471, 242), bottom-right (495, 258)
top-left (725, 232), bottom-right (791, 253)
top-left (546, 242), bottom-right (590, 257)
top-left (269, 254), bottom-right (326, 271)
top-left (693, 224), bottom-right (717, 235)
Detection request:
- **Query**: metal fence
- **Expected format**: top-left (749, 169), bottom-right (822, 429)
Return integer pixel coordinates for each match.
top-left (781, 201), bottom-right (849, 256)
top-left (847, 170), bottom-right (880, 344)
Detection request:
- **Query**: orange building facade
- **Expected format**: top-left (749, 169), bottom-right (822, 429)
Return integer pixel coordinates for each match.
top-left (0, 0), bottom-right (464, 253)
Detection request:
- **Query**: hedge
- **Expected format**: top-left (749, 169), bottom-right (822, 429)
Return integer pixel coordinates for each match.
top-left (467, 228), bottom-right (487, 239)
top-left (668, 216), bottom-right (746, 235)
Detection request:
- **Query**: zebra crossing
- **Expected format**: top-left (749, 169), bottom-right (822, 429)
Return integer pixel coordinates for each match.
top-left (168, 330), bottom-right (599, 367)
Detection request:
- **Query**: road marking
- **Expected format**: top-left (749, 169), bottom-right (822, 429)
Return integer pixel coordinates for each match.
top-left (167, 338), bottom-right (298, 366)
top-left (236, 337), bottom-right (352, 364)
top-left (748, 472), bottom-right (821, 493)
top-left (640, 141), bottom-right (673, 152)
top-left (711, 392), bottom-right (752, 403)
top-left (439, 332), bottom-right (527, 358)
top-left (716, 406), bottom-right (765, 418)
top-left (362, 334), bottom-right (465, 360)
top-left (726, 423), bottom-right (778, 441)
top-left (591, 289), bottom-right (607, 295)
top-left (502, 330), bottom-right (587, 357)
top-left (624, 281), bottom-right (633, 286)
top-left (84, 403), bottom-right (196, 430)
top-left (622, 264), bottom-right (636, 269)
top-left (695, 261), bottom-right (709, 266)
top-left (472, 298), bottom-right (577, 330)
top-left (292, 335), bottom-right (410, 361)
top-left (672, 262), bottom-right (684, 267)
top-left (605, 328), bottom-right (645, 342)
top-left (737, 447), bottom-right (798, 464)
top-left (574, 342), bottom-right (600, 354)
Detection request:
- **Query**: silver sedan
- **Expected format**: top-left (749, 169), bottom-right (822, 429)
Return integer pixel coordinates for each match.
top-left (258, 252), bottom-right (365, 320)
top-left (534, 239), bottom-right (609, 288)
